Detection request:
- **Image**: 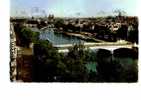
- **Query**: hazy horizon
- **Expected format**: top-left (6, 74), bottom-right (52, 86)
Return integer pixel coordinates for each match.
top-left (10, 0), bottom-right (137, 17)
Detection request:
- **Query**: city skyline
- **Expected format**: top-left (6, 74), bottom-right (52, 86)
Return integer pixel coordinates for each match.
top-left (11, 0), bottom-right (137, 17)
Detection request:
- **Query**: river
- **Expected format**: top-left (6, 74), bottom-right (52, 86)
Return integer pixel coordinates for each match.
top-left (30, 28), bottom-right (99, 45)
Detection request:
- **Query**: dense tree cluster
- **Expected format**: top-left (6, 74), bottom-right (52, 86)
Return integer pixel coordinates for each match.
top-left (14, 23), bottom-right (39, 47)
top-left (33, 41), bottom-right (138, 82)
top-left (13, 21), bottom-right (138, 82)
top-left (14, 20), bottom-right (138, 82)
top-left (33, 41), bottom-right (90, 82)
top-left (127, 24), bottom-right (138, 43)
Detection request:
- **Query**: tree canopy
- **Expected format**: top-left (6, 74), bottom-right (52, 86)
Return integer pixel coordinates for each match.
top-left (32, 41), bottom-right (138, 82)
top-left (14, 24), bottom-right (39, 47)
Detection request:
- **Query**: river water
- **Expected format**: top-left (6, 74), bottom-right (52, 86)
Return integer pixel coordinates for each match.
top-left (31, 28), bottom-right (138, 75)
top-left (39, 28), bottom-right (87, 45)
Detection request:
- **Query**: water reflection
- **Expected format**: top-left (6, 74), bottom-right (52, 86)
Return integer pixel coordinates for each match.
top-left (39, 29), bottom-right (85, 45)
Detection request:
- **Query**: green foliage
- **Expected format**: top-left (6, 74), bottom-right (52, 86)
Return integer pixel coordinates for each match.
top-left (128, 29), bottom-right (138, 43)
top-left (33, 41), bottom-right (138, 82)
top-left (54, 19), bottom-right (64, 28)
top-left (14, 24), bottom-right (39, 47)
top-left (33, 40), bottom-right (67, 81)
top-left (116, 25), bottom-right (128, 40)
top-left (65, 44), bottom-right (89, 81)
top-left (33, 43), bottom-right (90, 82)
top-left (20, 28), bottom-right (39, 47)
top-left (68, 44), bottom-right (85, 60)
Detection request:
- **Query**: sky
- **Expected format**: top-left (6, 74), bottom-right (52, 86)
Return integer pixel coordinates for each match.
top-left (10, 0), bottom-right (137, 17)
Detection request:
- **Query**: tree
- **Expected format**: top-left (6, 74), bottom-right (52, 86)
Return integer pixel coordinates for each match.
top-left (14, 23), bottom-right (25, 46)
top-left (21, 28), bottom-right (39, 47)
top-left (116, 25), bottom-right (128, 40)
top-left (33, 40), bottom-right (68, 82)
top-left (65, 44), bottom-right (89, 82)
top-left (14, 24), bottom-right (39, 47)
top-left (54, 19), bottom-right (64, 29)
top-left (128, 25), bottom-right (138, 43)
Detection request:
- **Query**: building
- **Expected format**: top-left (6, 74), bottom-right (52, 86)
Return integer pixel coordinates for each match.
top-left (10, 23), bottom-right (17, 81)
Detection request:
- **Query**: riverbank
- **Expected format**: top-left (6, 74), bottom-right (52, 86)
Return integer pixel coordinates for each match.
top-left (64, 32), bottom-right (105, 42)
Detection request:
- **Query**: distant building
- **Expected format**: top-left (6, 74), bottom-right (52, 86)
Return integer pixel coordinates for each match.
top-left (48, 14), bottom-right (54, 23)
top-left (10, 23), bottom-right (17, 81)
top-left (110, 23), bottom-right (121, 32)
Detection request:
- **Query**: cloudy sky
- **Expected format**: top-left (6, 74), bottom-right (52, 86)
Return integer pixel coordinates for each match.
top-left (10, 0), bottom-right (137, 17)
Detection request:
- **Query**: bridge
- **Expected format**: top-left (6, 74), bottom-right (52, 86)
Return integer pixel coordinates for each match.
top-left (54, 41), bottom-right (137, 53)
top-left (39, 26), bottom-right (138, 53)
